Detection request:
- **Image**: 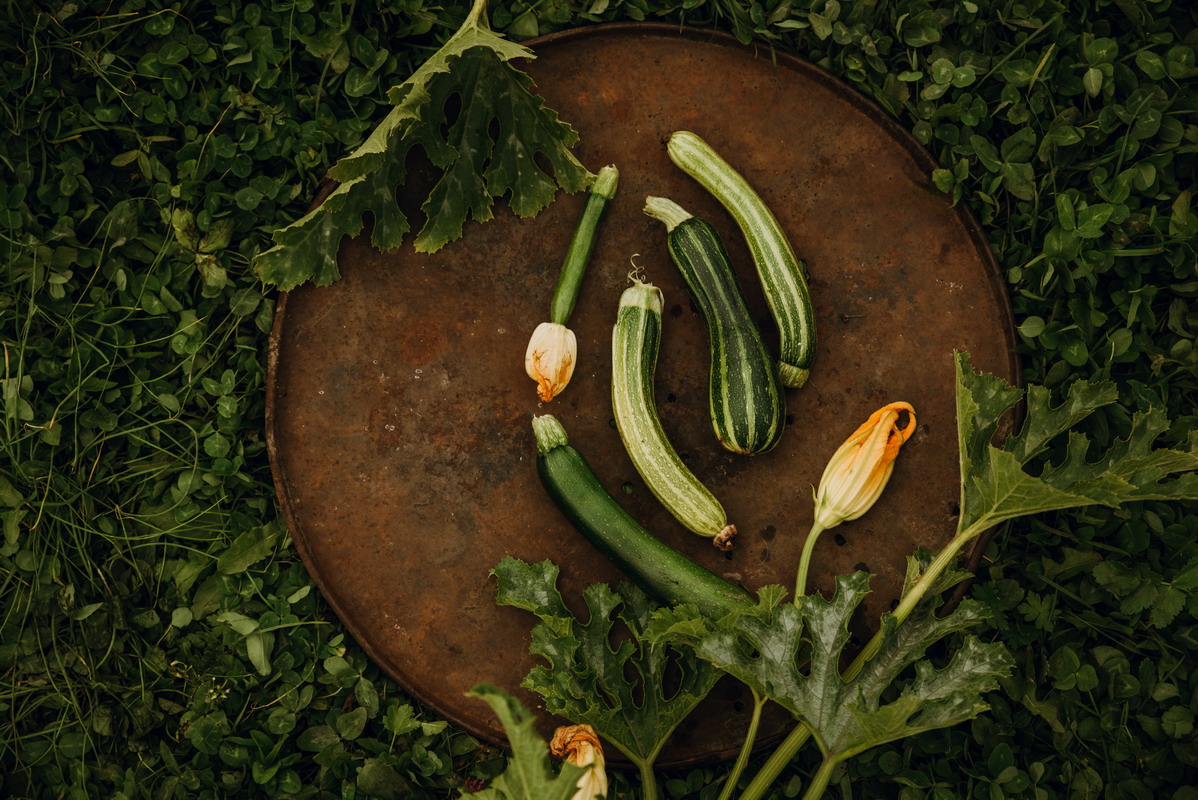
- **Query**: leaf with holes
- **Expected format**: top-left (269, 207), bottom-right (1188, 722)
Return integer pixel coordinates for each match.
top-left (493, 557), bottom-right (720, 770)
top-left (647, 557), bottom-right (1011, 770)
top-left (252, 0), bottom-right (588, 290)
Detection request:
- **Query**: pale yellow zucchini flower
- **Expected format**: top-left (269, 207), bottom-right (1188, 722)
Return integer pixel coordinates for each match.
top-left (525, 322), bottom-right (578, 402)
top-left (550, 723), bottom-right (607, 800)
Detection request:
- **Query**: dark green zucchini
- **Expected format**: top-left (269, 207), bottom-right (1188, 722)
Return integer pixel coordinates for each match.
top-left (644, 196), bottom-right (785, 455)
top-left (533, 415), bottom-right (751, 618)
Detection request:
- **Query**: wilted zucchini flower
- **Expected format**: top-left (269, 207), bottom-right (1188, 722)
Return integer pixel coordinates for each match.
top-left (796, 402), bottom-right (916, 598)
top-left (550, 723), bottom-right (608, 800)
top-left (525, 322), bottom-right (578, 402)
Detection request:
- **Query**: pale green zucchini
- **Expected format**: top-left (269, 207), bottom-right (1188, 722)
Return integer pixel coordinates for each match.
top-left (612, 278), bottom-right (737, 550)
top-left (666, 131), bottom-right (816, 388)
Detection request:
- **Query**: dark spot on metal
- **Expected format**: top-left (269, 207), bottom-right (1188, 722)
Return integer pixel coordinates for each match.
top-left (854, 562), bottom-right (869, 572)
top-left (761, 525), bottom-right (776, 541)
top-left (950, 502), bottom-right (960, 516)
top-left (733, 701), bottom-right (745, 712)
top-left (670, 304), bottom-right (683, 317)
top-left (834, 534), bottom-right (847, 546)
top-left (785, 414), bottom-right (794, 425)
top-left (667, 393), bottom-right (678, 403)
top-left (724, 550), bottom-right (734, 560)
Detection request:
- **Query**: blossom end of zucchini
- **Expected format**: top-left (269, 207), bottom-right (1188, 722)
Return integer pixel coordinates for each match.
top-left (713, 524), bottom-right (738, 551)
top-left (779, 363), bottom-right (810, 388)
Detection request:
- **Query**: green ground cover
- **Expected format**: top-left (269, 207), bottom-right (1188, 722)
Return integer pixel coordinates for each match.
top-left (1, 0), bottom-right (1196, 798)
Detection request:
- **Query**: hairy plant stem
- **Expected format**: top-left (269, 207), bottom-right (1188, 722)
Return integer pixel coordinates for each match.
top-left (799, 758), bottom-right (839, 800)
top-left (794, 522), bottom-right (826, 600)
top-left (737, 527), bottom-right (979, 800)
top-left (716, 689), bottom-right (766, 800)
top-left (638, 757), bottom-right (659, 800)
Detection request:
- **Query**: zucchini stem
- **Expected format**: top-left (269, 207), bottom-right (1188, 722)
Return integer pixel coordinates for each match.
top-left (549, 164), bottom-right (619, 325)
top-left (716, 689), bottom-right (766, 800)
top-left (643, 195), bottom-right (693, 232)
top-left (637, 757), bottom-right (659, 800)
top-left (798, 758), bottom-right (838, 800)
top-left (793, 522), bottom-right (826, 600)
top-left (532, 414), bottom-right (570, 455)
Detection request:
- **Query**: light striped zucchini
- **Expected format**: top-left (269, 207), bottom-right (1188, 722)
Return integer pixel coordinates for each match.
top-left (644, 196), bottom-right (785, 456)
top-left (612, 278), bottom-right (737, 550)
top-left (533, 414), bottom-right (752, 617)
top-left (667, 131), bottom-right (816, 388)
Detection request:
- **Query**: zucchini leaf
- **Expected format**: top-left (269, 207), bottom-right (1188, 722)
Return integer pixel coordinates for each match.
top-left (954, 351), bottom-right (1198, 537)
top-left (493, 557), bottom-right (721, 767)
top-left (253, 0), bottom-right (589, 290)
top-left (647, 559), bottom-right (1012, 766)
top-left (466, 684), bottom-right (586, 800)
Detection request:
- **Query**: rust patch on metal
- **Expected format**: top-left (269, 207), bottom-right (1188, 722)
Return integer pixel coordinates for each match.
top-left (266, 23), bottom-right (1019, 768)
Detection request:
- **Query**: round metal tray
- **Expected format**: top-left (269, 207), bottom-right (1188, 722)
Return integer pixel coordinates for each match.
top-left (266, 23), bottom-right (1018, 767)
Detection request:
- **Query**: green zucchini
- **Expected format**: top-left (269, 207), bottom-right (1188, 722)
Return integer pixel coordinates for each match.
top-left (612, 278), bottom-right (737, 550)
top-left (666, 131), bottom-right (816, 388)
top-left (549, 164), bottom-right (619, 326)
top-left (533, 415), bottom-right (751, 618)
top-left (643, 196), bottom-right (785, 456)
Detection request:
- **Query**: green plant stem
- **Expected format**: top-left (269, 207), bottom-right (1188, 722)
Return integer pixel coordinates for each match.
top-left (716, 689), bottom-right (766, 800)
top-left (799, 758), bottom-right (839, 800)
top-left (549, 164), bottom-right (619, 324)
top-left (637, 756), bottom-right (659, 800)
top-left (737, 724), bottom-right (810, 800)
top-left (738, 528), bottom-right (979, 800)
top-left (464, 0), bottom-right (488, 28)
top-left (794, 522), bottom-right (826, 600)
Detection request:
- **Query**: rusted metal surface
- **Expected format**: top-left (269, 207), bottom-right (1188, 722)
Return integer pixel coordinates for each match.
top-left (266, 24), bottom-right (1019, 768)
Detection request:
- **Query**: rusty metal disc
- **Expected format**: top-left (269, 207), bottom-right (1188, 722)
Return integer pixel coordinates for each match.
top-left (266, 23), bottom-right (1018, 768)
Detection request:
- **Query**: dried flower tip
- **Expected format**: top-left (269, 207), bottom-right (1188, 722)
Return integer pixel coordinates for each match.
top-left (525, 322), bottom-right (578, 402)
top-left (550, 724), bottom-right (608, 800)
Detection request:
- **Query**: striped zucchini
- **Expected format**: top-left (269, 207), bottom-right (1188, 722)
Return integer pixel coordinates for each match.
top-left (644, 196), bottom-right (785, 456)
top-left (533, 415), bottom-right (751, 618)
top-left (667, 131), bottom-right (816, 388)
top-left (612, 278), bottom-right (737, 550)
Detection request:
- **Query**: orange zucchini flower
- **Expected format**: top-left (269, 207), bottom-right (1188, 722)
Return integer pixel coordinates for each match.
top-left (550, 724), bottom-right (607, 800)
top-left (812, 401), bottom-right (917, 530)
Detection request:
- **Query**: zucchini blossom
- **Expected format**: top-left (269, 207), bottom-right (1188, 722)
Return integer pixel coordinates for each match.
top-left (796, 401), bottom-right (916, 599)
top-left (525, 321), bottom-right (578, 402)
top-left (813, 401), bottom-right (917, 529)
top-left (551, 723), bottom-right (608, 800)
